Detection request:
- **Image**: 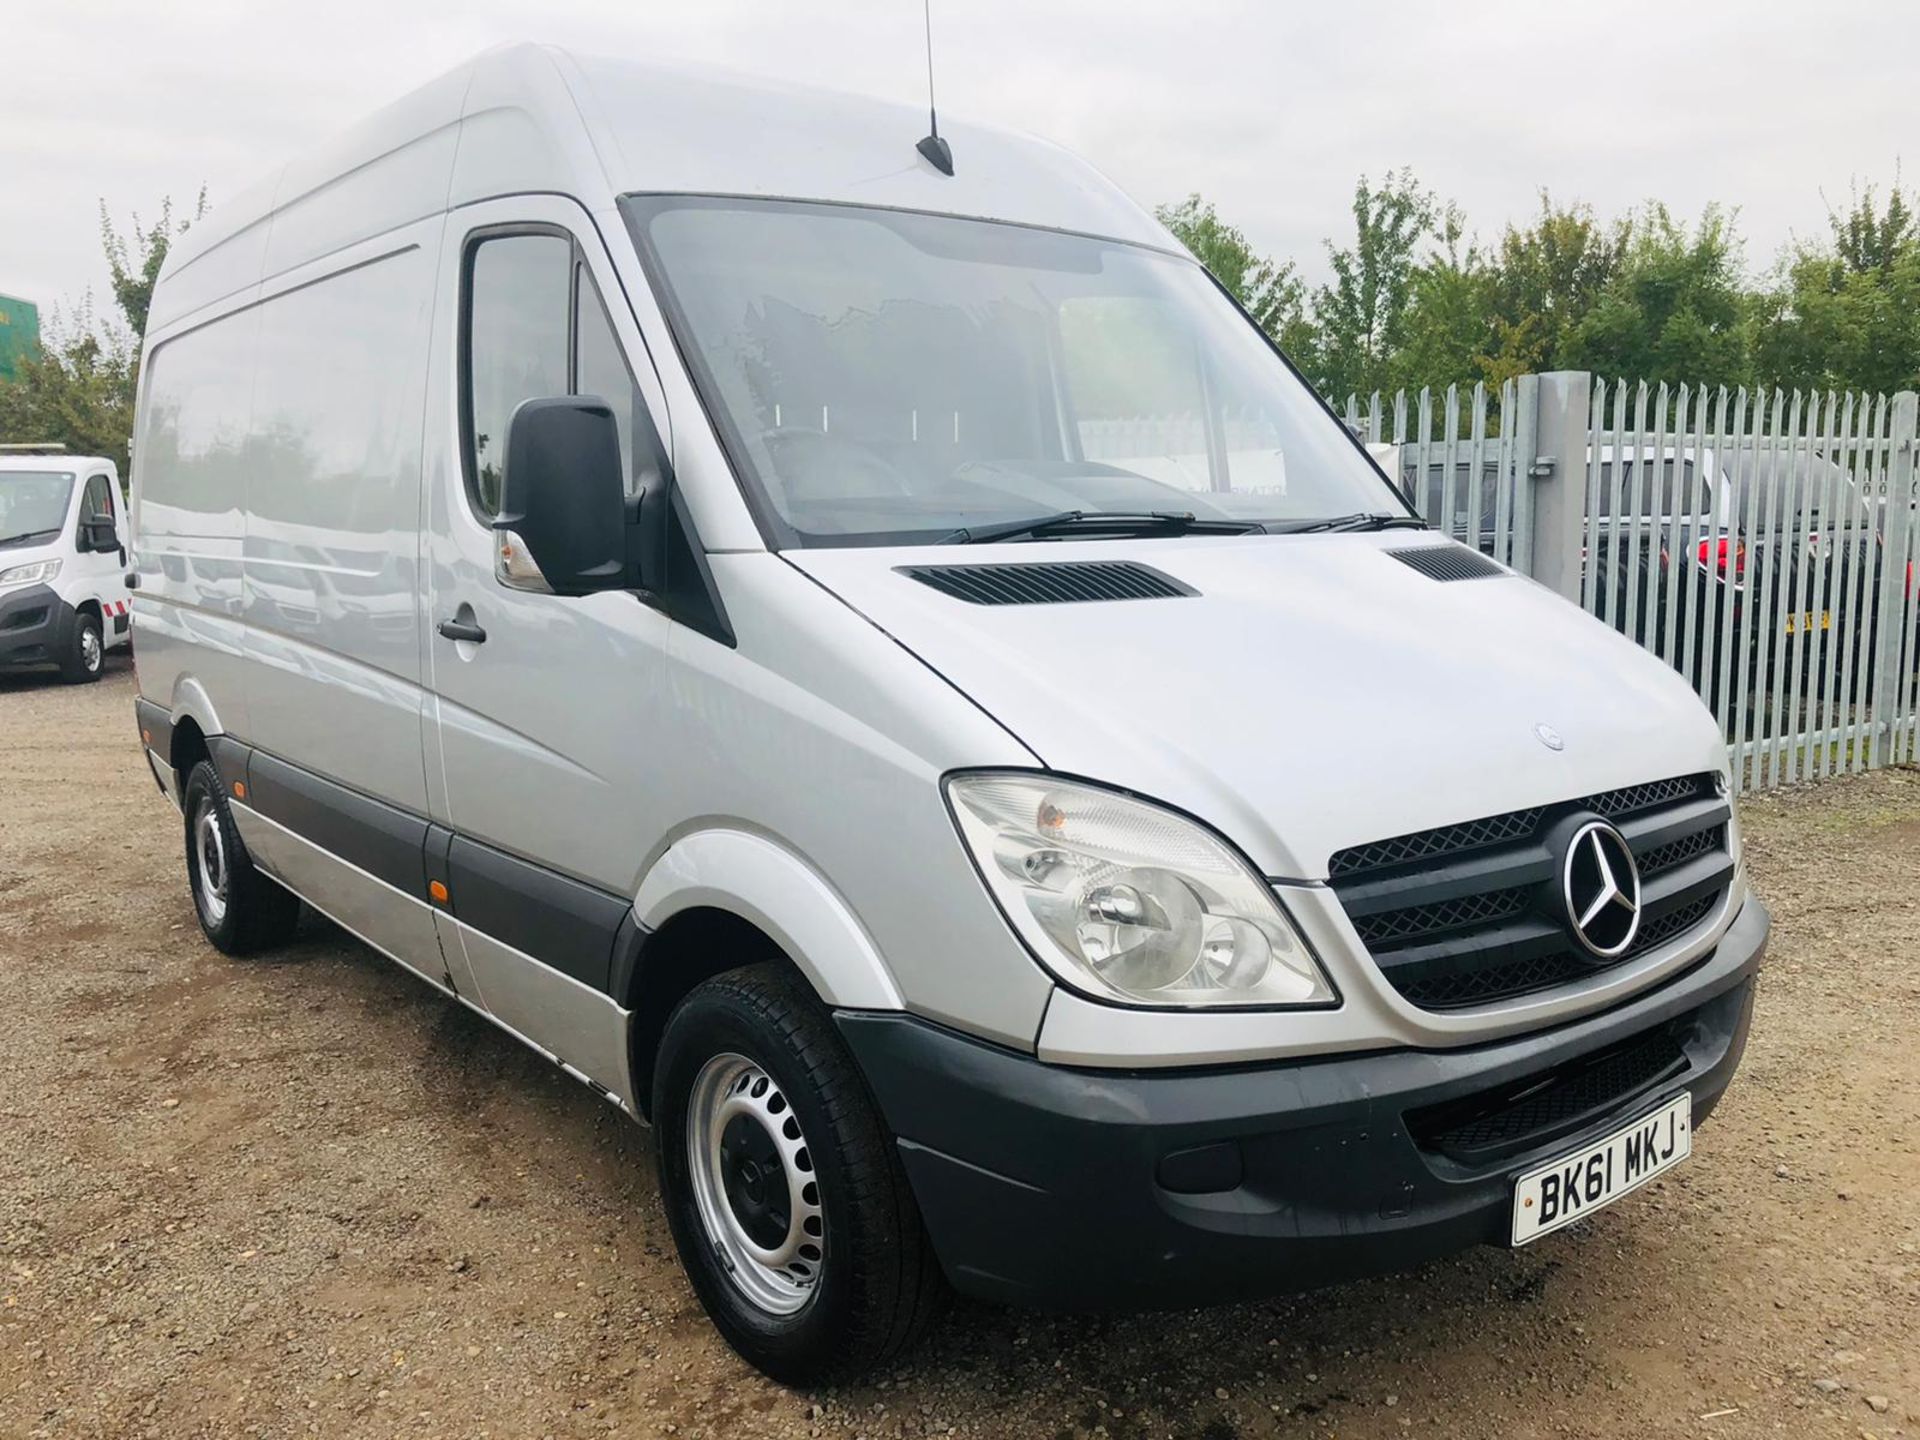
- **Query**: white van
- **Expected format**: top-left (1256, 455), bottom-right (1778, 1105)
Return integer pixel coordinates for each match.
top-left (130, 45), bottom-right (1767, 1384)
top-left (0, 450), bottom-right (132, 681)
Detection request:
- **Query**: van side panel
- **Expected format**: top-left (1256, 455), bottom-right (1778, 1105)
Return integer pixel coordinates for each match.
top-left (142, 171), bottom-right (279, 340)
top-left (132, 307), bottom-right (263, 742)
top-left (240, 234), bottom-right (440, 815)
top-left (229, 801), bottom-right (448, 990)
top-left (262, 110), bottom-right (462, 285)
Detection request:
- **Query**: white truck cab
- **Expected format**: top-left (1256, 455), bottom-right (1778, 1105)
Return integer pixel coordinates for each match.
top-left (0, 450), bottom-right (132, 681)
top-left (129, 45), bottom-right (1767, 1385)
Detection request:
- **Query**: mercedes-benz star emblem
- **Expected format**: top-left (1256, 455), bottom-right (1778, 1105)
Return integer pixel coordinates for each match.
top-left (1562, 820), bottom-right (1641, 958)
top-left (1533, 722), bottom-right (1565, 751)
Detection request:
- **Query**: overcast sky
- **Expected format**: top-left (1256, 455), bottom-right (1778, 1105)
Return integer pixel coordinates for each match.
top-left (3, 0), bottom-right (1913, 326)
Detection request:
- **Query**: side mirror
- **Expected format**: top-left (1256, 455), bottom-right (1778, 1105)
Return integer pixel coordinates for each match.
top-left (495, 397), bottom-right (631, 596)
top-left (81, 519), bottom-right (118, 553)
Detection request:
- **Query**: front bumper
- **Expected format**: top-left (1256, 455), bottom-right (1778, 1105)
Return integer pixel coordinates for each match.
top-left (0, 584), bottom-right (73, 669)
top-left (838, 895), bottom-right (1767, 1311)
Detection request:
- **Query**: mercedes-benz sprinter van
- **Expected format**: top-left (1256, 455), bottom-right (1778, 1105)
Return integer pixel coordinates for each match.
top-left (130, 45), bottom-right (1768, 1384)
top-left (1, 451), bottom-right (132, 681)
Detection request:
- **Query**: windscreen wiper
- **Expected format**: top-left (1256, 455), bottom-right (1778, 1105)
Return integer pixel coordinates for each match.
top-left (1269, 512), bottom-right (1430, 534)
top-left (0, 527), bottom-right (61, 549)
top-left (941, 509), bottom-right (1267, 545)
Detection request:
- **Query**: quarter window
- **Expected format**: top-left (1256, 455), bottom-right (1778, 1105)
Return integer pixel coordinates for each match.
top-left (462, 232), bottom-right (647, 518)
top-left (573, 262), bottom-right (644, 490)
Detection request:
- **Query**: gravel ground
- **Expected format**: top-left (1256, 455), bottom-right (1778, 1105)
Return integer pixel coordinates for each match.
top-left (1, 664), bottom-right (1916, 1440)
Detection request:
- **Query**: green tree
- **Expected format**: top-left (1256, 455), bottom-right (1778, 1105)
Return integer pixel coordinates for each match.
top-left (0, 300), bottom-right (137, 472)
top-left (102, 191), bottom-right (206, 340)
top-left (1562, 204), bottom-right (1750, 386)
top-left (1751, 180), bottom-right (1920, 394)
top-left (1155, 194), bottom-right (1314, 361)
top-left (1484, 195), bottom-right (1626, 379)
top-left (1151, 171), bottom-right (1920, 399)
top-left (1310, 169), bottom-right (1436, 399)
top-left (0, 192), bottom-right (205, 475)
top-left (1387, 203), bottom-right (1498, 395)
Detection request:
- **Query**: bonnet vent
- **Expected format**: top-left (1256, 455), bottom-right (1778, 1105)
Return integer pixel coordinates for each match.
top-left (898, 561), bottom-right (1195, 605)
top-left (1388, 545), bottom-right (1507, 582)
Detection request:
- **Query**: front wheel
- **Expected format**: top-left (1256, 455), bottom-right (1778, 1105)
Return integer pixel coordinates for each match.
top-left (653, 963), bottom-right (944, 1385)
top-left (59, 610), bottom-right (104, 684)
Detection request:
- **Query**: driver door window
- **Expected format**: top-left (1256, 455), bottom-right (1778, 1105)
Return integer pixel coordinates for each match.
top-left (78, 474), bottom-right (116, 549)
top-left (462, 232), bottom-right (645, 518)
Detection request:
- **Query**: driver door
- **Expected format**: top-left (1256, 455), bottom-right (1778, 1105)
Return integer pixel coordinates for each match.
top-left (420, 197), bottom-right (678, 1081)
top-left (75, 471), bottom-right (131, 642)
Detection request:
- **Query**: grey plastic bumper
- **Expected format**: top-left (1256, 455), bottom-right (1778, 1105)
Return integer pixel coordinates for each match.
top-left (838, 895), bottom-right (1768, 1311)
top-left (0, 584), bottom-right (74, 670)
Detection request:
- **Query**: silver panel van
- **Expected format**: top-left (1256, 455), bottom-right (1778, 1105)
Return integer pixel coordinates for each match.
top-left (130, 44), bottom-right (1767, 1383)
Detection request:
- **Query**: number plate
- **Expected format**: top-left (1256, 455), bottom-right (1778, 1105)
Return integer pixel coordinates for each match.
top-left (1511, 1093), bottom-right (1691, 1246)
top-left (1783, 610), bottom-right (1832, 635)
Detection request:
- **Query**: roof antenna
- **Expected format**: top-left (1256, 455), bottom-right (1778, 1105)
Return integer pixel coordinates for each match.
top-left (914, 0), bottom-right (954, 176)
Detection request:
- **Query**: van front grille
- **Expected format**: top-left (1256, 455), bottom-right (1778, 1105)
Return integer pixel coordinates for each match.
top-left (1328, 807), bottom-right (1543, 879)
top-left (1639, 825), bottom-right (1725, 876)
top-left (1407, 1021), bottom-right (1690, 1162)
top-left (1586, 775), bottom-right (1709, 818)
top-left (1330, 774), bottom-right (1732, 1012)
top-left (1350, 886), bottom-right (1532, 948)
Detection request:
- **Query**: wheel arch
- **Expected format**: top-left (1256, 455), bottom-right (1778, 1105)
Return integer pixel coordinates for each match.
top-left (624, 829), bottom-right (905, 1118)
top-left (165, 678), bottom-right (226, 767)
top-left (169, 713), bottom-right (212, 780)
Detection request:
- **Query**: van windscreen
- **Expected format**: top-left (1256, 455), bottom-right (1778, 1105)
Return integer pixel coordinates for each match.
top-left (0, 471), bottom-right (74, 547)
top-left (626, 196), bottom-right (1404, 547)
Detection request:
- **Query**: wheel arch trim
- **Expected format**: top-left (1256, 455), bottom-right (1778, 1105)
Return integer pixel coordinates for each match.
top-left (632, 829), bottom-right (904, 1012)
top-left (166, 676), bottom-right (226, 743)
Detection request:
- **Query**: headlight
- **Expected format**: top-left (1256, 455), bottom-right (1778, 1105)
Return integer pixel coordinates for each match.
top-left (947, 773), bottom-right (1336, 1009)
top-left (0, 559), bottom-right (60, 589)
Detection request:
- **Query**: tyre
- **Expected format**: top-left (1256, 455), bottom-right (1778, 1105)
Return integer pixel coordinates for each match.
top-left (181, 759), bottom-right (302, 955)
top-left (60, 609), bottom-right (104, 684)
top-left (653, 963), bottom-right (944, 1385)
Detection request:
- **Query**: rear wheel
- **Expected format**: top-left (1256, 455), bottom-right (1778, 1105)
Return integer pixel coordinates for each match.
top-left (182, 759), bottom-right (302, 954)
top-left (654, 963), bottom-right (944, 1384)
top-left (60, 610), bottom-right (103, 684)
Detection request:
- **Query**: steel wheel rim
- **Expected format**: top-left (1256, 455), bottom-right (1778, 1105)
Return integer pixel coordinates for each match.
top-left (81, 626), bottom-right (102, 672)
top-left (192, 798), bottom-right (229, 926)
top-left (685, 1052), bottom-right (824, 1317)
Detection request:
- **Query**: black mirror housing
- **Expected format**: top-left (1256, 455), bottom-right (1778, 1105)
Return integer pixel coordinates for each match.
top-left (81, 519), bottom-right (118, 553)
top-left (496, 397), bottom-right (630, 596)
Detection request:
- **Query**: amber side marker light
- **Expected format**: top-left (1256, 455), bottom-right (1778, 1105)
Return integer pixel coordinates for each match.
top-left (429, 880), bottom-right (450, 905)
top-left (232, 781), bottom-right (247, 800)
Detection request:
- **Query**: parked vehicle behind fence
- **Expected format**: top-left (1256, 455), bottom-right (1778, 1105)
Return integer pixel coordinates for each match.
top-left (1724, 445), bottom-right (1912, 696)
top-left (130, 45), bottom-right (1769, 1384)
top-left (0, 449), bottom-right (132, 682)
top-left (1395, 440), bottom-right (1914, 707)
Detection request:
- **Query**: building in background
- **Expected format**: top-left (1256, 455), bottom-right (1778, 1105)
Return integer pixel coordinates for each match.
top-left (0, 293), bottom-right (41, 381)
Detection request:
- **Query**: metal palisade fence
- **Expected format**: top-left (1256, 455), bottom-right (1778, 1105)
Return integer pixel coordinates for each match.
top-left (1347, 374), bottom-right (1920, 794)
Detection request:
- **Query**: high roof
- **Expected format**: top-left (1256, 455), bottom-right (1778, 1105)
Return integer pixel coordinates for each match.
top-left (151, 43), bottom-right (1173, 339)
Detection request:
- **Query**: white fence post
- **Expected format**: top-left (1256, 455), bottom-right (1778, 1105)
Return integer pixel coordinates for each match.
top-left (1869, 390), bottom-right (1918, 767)
top-left (1527, 371), bottom-right (1593, 604)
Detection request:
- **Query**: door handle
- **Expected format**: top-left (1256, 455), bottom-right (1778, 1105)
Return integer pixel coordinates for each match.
top-left (436, 616), bottom-right (487, 645)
